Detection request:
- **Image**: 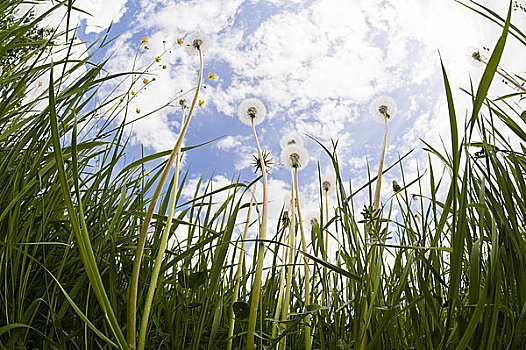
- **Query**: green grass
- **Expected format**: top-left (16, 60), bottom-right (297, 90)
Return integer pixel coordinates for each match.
top-left (1, 0), bottom-right (526, 349)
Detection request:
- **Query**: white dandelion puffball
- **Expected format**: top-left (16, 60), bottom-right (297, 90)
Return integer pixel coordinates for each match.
top-left (303, 211), bottom-right (319, 227)
top-left (281, 144), bottom-right (310, 170)
top-left (466, 46), bottom-right (486, 68)
top-left (319, 173), bottom-right (336, 196)
top-left (238, 98), bottom-right (267, 126)
top-left (184, 32), bottom-right (211, 55)
top-left (280, 131), bottom-right (304, 149)
top-left (369, 95), bottom-right (397, 123)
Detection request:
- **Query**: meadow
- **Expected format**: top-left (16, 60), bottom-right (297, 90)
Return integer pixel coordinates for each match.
top-left (1, 1), bottom-right (526, 349)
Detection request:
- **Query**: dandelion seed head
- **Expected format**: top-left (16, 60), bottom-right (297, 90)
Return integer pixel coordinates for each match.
top-left (238, 98), bottom-right (266, 126)
top-left (281, 144), bottom-right (309, 170)
top-left (369, 95), bottom-right (397, 123)
top-left (317, 173), bottom-right (336, 196)
top-left (467, 46), bottom-right (486, 68)
top-left (280, 131), bottom-right (304, 149)
top-left (303, 211), bottom-right (319, 227)
top-left (184, 32), bottom-right (211, 55)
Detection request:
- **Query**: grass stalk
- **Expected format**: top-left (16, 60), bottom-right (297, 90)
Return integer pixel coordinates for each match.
top-left (137, 107), bottom-right (186, 350)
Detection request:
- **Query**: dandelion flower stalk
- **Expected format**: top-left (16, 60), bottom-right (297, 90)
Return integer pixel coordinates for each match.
top-left (241, 99), bottom-right (268, 350)
top-left (320, 176), bottom-right (333, 311)
top-left (137, 107), bottom-right (185, 350)
top-left (362, 96), bottom-right (396, 349)
top-left (374, 115), bottom-right (387, 210)
top-left (470, 48), bottom-right (526, 92)
top-left (127, 39), bottom-right (205, 349)
top-left (279, 169), bottom-right (296, 350)
top-left (371, 96), bottom-right (396, 211)
top-left (278, 143), bottom-right (310, 349)
top-left (226, 182), bottom-right (257, 350)
top-left (271, 212), bottom-right (289, 338)
top-left (294, 168), bottom-right (313, 350)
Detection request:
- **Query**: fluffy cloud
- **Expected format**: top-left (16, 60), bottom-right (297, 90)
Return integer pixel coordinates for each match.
top-left (71, 0), bottom-right (522, 214)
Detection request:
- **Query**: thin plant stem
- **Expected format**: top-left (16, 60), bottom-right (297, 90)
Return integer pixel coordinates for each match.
top-left (127, 47), bottom-right (204, 349)
top-left (373, 114), bottom-right (388, 211)
top-left (246, 118), bottom-right (268, 350)
top-left (321, 189), bottom-right (329, 309)
top-left (294, 167), bottom-right (312, 350)
top-left (272, 222), bottom-right (289, 338)
top-left (137, 107), bottom-right (185, 350)
top-left (324, 190), bottom-right (329, 256)
top-left (279, 169), bottom-right (296, 350)
top-left (480, 57), bottom-right (526, 93)
top-left (226, 181), bottom-right (257, 350)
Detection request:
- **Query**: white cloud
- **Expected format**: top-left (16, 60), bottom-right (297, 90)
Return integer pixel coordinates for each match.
top-left (66, 0), bottom-right (525, 237)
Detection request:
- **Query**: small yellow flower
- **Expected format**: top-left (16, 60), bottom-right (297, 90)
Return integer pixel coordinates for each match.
top-left (143, 78), bottom-right (149, 84)
top-left (208, 72), bottom-right (215, 80)
top-left (162, 65), bottom-right (167, 69)
top-left (198, 100), bottom-right (204, 108)
top-left (136, 108), bottom-right (141, 114)
top-left (177, 38), bottom-right (184, 45)
top-left (38, 81), bottom-right (43, 87)
top-left (145, 46), bottom-right (149, 50)
top-left (155, 56), bottom-right (161, 63)
top-left (141, 37), bottom-right (148, 44)
top-left (120, 98), bottom-right (124, 103)
top-left (131, 91), bottom-right (135, 95)
top-left (146, 172), bottom-right (150, 177)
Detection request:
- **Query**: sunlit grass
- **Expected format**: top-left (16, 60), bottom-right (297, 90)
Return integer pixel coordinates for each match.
top-left (1, 1), bottom-right (525, 350)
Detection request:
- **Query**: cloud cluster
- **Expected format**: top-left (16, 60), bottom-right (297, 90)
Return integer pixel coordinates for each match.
top-left (71, 0), bottom-right (524, 216)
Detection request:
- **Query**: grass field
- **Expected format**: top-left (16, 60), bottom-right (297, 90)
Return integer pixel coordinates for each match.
top-left (1, 1), bottom-right (525, 349)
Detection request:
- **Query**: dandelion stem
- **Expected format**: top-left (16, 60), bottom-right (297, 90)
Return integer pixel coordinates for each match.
top-left (279, 169), bottom-right (296, 350)
top-left (373, 114), bottom-right (389, 211)
top-left (272, 222), bottom-right (289, 338)
top-left (320, 189), bottom-right (328, 315)
top-left (127, 47), bottom-right (203, 349)
top-left (227, 182), bottom-right (257, 350)
top-left (294, 168), bottom-right (312, 350)
top-left (246, 118), bottom-right (268, 350)
top-left (480, 57), bottom-right (526, 93)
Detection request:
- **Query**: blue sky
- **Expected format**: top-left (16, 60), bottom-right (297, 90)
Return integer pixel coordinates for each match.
top-left (38, 0), bottom-right (526, 255)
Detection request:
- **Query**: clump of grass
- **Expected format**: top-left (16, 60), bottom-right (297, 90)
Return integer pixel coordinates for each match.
top-left (2, 1), bottom-right (526, 350)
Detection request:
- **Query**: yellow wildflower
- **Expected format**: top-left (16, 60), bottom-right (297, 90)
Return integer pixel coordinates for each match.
top-left (131, 91), bottom-right (135, 95)
top-left (145, 46), bottom-right (149, 50)
top-left (198, 100), bottom-right (204, 108)
top-left (143, 78), bottom-right (149, 84)
top-left (177, 38), bottom-right (183, 45)
top-left (146, 172), bottom-right (150, 177)
top-left (155, 56), bottom-right (161, 63)
top-left (120, 98), bottom-right (124, 103)
top-left (162, 65), bottom-right (167, 69)
top-left (136, 108), bottom-right (141, 114)
top-left (208, 72), bottom-right (215, 80)
top-left (141, 37), bottom-right (148, 44)
top-left (38, 81), bottom-right (43, 87)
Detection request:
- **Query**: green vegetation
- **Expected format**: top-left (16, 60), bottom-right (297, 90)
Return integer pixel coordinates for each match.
top-left (1, 1), bottom-right (525, 349)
